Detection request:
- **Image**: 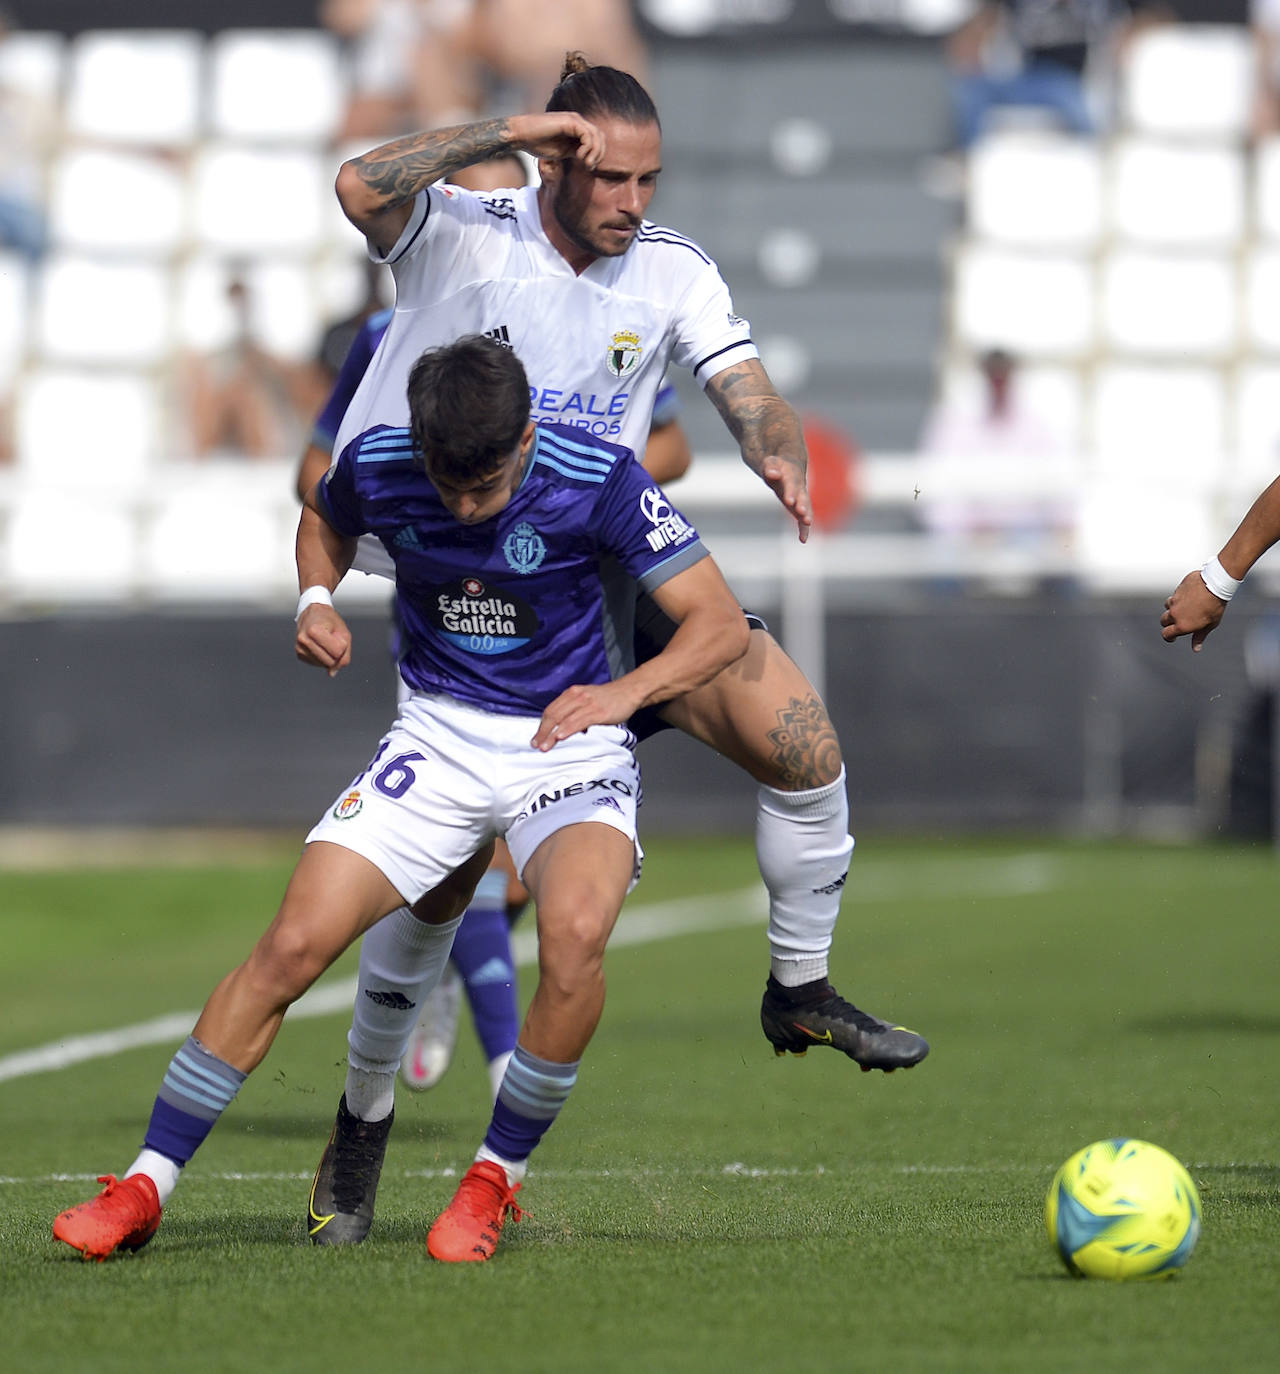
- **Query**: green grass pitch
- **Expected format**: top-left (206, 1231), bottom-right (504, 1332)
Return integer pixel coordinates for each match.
top-left (1, 834), bottom-right (1277, 1374)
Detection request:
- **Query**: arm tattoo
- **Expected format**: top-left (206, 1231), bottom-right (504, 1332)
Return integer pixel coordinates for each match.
top-left (765, 695), bottom-right (843, 789)
top-left (352, 119), bottom-right (511, 207)
top-left (705, 362), bottom-right (805, 479)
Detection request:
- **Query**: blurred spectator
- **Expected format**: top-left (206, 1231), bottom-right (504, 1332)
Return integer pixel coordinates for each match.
top-left (917, 348), bottom-right (1075, 586)
top-left (0, 7), bottom-right (52, 262)
top-left (316, 257), bottom-right (392, 386)
top-left (1252, 0), bottom-right (1280, 138)
top-left (179, 273), bottom-right (326, 461)
top-left (943, 1), bottom-right (1167, 150)
top-left (320, 0), bottom-right (649, 138)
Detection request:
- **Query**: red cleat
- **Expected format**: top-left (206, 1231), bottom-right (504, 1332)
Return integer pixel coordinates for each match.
top-left (427, 1161), bottom-right (524, 1263)
top-left (53, 1174), bottom-right (162, 1261)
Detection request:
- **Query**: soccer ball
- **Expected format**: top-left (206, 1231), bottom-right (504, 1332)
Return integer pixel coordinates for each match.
top-left (1045, 1138), bottom-right (1201, 1280)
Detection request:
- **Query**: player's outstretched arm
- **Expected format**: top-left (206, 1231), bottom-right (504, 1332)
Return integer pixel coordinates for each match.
top-left (532, 557), bottom-right (749, 750)
top-left (1161, 473), bottom-right (1280, 651)
top-left (703, 358), bottom-right (813, 542)
top-left (294, 499), bottom-right (357, 678)
top-left (336, 112), bottom-right (605, 256)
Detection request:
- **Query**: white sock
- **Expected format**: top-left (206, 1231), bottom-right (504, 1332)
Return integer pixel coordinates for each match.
top-left (345, 906), bottom-right (463, 1118)
top-left (476, 1142), bottom-right (526, 1187)
top-left (755, 767), bottom-right (853, 987)
top-left (486, 1049), bottom-right (513, 1106)
top-left (125, 1148), bottom-right (183, 1205)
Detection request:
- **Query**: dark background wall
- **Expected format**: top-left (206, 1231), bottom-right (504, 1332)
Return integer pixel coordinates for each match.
top-left (0, 598), bottom-right (1263, 837)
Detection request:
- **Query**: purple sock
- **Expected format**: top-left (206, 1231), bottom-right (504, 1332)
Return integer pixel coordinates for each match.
top-left (450, 903), bottom-right (520, 1064)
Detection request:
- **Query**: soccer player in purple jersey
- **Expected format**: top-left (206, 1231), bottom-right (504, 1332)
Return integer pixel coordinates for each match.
top-left (298, 303), bottom-right (691, 1109)
top-left (315, 51), bottom-right (930, 1216)
top-left (51, 336), bottom-right (747, 1264)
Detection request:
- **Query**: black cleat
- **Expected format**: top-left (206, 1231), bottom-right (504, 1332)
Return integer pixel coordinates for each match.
top-left (760, 976), bottom-right (929, 1073)
top-left (308, 1094), bottom-right (393, 1245)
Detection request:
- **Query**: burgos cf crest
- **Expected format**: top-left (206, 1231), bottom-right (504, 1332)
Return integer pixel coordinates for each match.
top-left (606, 328), bottom-right (642, 378)
top-left (503, 521), bottom-right (546, 574)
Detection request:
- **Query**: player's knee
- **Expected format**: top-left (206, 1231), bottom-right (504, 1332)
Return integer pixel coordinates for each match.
top-left (247, 924), bottom-right (330, 1005)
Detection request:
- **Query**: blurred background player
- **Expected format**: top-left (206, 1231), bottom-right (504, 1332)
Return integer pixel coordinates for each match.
top-left (297, 147), bottom-right (694, 1103)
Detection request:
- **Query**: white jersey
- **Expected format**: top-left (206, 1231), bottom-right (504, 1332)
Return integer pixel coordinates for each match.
top-left (334, 182), bottom-right (757, 467)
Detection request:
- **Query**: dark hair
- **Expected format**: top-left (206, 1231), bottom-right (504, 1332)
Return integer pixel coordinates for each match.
top-left (545, 50), bottom-right (659, 129)
top-left (407, 336), bottom-right (532, 485)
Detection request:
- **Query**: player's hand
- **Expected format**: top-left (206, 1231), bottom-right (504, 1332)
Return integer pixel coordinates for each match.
top-left (532, 681), bottom-right (641, 751)
top-left (508, 112), bottom-right (606, 169)
top-left (296, 605), bottom-right (352, 677)
top-left (1160, 569), bottom-right (1227, 652)
top-left (761, 454), bottom-right (813, 543)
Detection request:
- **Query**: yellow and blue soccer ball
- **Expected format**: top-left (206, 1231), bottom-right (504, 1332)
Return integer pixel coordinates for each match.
top-left (1045, 1138), bottom-right (1201, 1280)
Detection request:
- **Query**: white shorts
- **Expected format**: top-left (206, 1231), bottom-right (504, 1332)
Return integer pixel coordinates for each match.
top-left (306, 691), bottom-right (643, 903)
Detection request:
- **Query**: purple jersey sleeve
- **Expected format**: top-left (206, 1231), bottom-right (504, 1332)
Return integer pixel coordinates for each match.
top-left (310, 309), bottom-right (393, 452)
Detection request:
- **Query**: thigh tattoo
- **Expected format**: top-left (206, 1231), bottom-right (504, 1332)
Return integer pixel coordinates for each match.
top-left (765, 695), bottom-right (842, 789)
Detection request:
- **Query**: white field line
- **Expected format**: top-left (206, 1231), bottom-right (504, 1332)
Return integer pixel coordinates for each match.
top-left (0, 1159), bottom-right (1259, 1189)
top-left (0, 854), bottom-right (1067, 1086)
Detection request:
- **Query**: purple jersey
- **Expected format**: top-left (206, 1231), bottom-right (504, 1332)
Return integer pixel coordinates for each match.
top-left (317, 421), bottom-right (707, 716)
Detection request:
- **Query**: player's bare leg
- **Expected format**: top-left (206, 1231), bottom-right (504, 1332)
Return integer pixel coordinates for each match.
top-left (54, 843), bottom-right (407, 1260)
top-left (659, 628), bottom-right (928, 1072)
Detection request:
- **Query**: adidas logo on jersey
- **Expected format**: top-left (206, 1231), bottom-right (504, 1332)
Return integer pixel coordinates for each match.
top-left (484, 325), bottom-right (513, 349)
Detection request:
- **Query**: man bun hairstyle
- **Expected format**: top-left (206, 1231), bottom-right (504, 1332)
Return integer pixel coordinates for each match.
top-left (546, 49), bottom-right (659, 129)
top-left (407, 335), bottom-right (532, 486)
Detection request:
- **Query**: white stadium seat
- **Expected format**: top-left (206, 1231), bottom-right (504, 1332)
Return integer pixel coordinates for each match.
top-left (63, 29), bottom-right (202, 146)
top-left (1231, 362), bottom-right (1280, 478)
top-left (967, 132), bottom-right (1104, 249)
top-left (4, 490), bottom-right (140, 603)
top-left (206, 29), bottom-right (346, 143)
top-left (141, 470), bottom-right (297, 601)
top-left (0, 28), bottom-right (66, 103)
top-left (1107, 139), bottom-right (1245, 249)
top-left (0, 252), bottom-right (30, 388)
top-left (189, 143), bottom-right (332, 255)
top-left (47, 147), bottom-right (188, 255)
top-left (951, 244), bottom-right (1095, 358)
top-left (14, 368), bottom-right (161, 490)
top-left (1099, 250), bottom-right (1237, 358)
top-left (1252, 136), bottom-right (1280, 240)
top-left (175, 255), bottom-right (323, 363)
top-left (34, 255), bottom-right (173, 366)
top-left (1121, 24), bottom-right (1254, 139)
top-left (1243, 246), bottom-right (1280, 353)
top-left (1090, 363), bottom-right (1228, 461)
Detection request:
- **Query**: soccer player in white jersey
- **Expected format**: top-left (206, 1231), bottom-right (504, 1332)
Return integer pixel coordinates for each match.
top-left (307, 52), bottom-right (930, 1244)
top-left (51, 335), bottom-right (748, 1264)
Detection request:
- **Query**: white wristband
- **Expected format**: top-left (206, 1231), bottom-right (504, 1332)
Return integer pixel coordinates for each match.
top-left (1200, 557), bottom-right (1241, 602)
top-left (295, 585), bottom-right (334, 622)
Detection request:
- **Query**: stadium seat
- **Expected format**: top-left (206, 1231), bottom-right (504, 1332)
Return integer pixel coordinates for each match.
top-left (13, 368), bottom-right (161, 490)
top-left (63, 29), bottom-right (203, 146)
top-left (966, 132), bottom-right (1104, 249)
top-left (1090, 363), bottom-right (1228, 461)
top-left (47, 147), bottom-right (188, 256)
top-left (1099, 249), bottom-right (1237, 358)
top-left (1120, 24), bottom-right (1254, 139)
top-left (33, 255), bottom-right (173, 366)
top-left (189, 143), bottom-right (332, 255)
top-left (1076, 479), bottom-right (1217, 594)
top-left (950, 243), bottom-right (1095, 358)
top-left (0, 252), bottom-right (30, 389)
top-left (141, 468), bottom-right (297, 601)
top-left (206, 29), bottom-right (345, 143)
top-left (0, 27), bottom-right (65, 103)
top-left (175, 254), bottom-right (324, 364)
top-left (1107, 138), bottom-right (1245, 248)
top-left (4, 489), bottom-right (141, 603)
top-left (1252, 136), bottom-right (1280, 239)
top-left (1231, 361), bottom-right (1280, 476)
top-left (1243, 246), bottom-right (1280, 353)
top-left (932, 358), bottom-right (1087, 453)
